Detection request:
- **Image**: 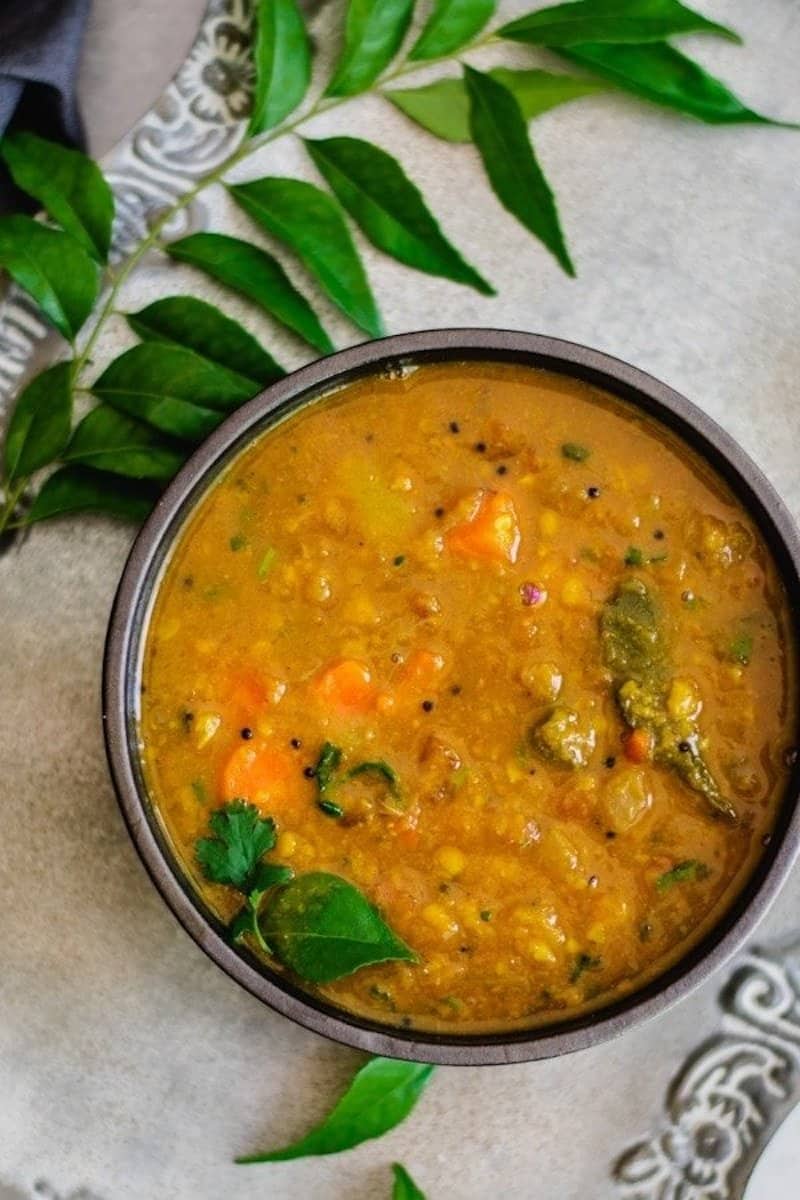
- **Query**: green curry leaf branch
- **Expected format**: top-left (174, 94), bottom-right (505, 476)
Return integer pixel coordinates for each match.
top-left (0, 0), bottom-right (795, 536)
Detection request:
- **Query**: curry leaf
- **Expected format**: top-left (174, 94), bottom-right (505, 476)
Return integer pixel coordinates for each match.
top-left (387, 68), bottom-right (607, 141)
top-left (238, 1057), bottom-right (435, 1163)
top-left (230, 178), bottom-right (383, 338)
top-left (0, 216), bottom-right (98, 339)
top-left (196, 802), bottom-right (278, 891)
top-left (250, 0), bottom-right (312, 134)
top-left (305, 136), bottom-right (493, 294)
top-left (560, 43), bottom-right (793, 125)
top-left (410, 0), bottom-right (495, 60)
top-left (127, 296), bottom-right (284, 385)
top-left (92, 344), bottom-right (255, 442)
top-left (23, 466), bottom-right (157, 526)
top-left (260, 871), bottom-right (416, 983)
top-left (0, 132), bottom-right (115, 262)
top-left (499, 0), bottom-right (739, 47)
top-left (167, 232), bottom-right (333, 354)
top-left (63, 406), bottom-right (186, 480)
top-left (4, 362), bottom-right (73, 481)
top-left (393, 1163), bottom-right (428, 1199)
top-left (326, 0), bottom-right (415, 97)
top-left (464, 66), bottom-right (574, 276)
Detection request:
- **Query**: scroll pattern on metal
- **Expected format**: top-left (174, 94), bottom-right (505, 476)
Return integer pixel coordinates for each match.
top-left (0, 0), bottom-right (253, 411)
top-left (612, 941), bottom-right (800, 1200)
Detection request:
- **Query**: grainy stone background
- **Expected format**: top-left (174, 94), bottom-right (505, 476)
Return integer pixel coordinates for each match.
top-left (1, 2), bottom-right (799, 1198)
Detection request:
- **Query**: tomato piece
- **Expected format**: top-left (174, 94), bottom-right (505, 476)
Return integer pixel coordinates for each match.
top-left (447, 490), bottom-right (521, 564)
top-left (623, 727), bottom-right (654, 764)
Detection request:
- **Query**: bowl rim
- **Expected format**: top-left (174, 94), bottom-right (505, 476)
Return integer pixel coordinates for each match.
top-left (103, 327), bottom-right (800, 1066)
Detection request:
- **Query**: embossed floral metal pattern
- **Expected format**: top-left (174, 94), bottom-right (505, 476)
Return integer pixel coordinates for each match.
top-left (613, 943), bottom-right (800, 1200)
top-left (176, 0), bottom-right (254, 124)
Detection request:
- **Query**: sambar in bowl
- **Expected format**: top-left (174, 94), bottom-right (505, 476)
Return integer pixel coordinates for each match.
top-left (104, 331), bottom-right (800, 1064)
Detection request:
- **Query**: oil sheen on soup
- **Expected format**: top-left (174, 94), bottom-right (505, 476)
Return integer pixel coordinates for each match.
top-left (140, 362), bottom-right (797, 1032)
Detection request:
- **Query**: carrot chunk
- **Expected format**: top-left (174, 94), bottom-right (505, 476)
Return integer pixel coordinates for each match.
top-left (623, 727), bottom-right (654, 764)
top-left (221, 742), bottom-right (306, 813)
top-left (312, 658), bottom-right (377, 714)
top-left (447, 489), bottom-right (521, 564)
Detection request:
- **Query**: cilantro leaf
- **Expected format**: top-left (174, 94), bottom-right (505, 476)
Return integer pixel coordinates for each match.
top-left (195, 800), bottom-right (277, 890)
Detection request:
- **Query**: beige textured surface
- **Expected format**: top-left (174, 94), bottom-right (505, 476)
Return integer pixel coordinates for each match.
top-left (78, 0), bottom-right (207, 155)
top-left (2, 1), bottom-right (800, 1198)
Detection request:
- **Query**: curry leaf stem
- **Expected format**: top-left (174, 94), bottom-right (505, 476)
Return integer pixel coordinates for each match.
top-left (0, 476), bottom-right (29, 535)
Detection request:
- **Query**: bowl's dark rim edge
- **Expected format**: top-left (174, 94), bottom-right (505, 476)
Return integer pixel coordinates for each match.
top-left (102, 328), bottom-right (800, 1067)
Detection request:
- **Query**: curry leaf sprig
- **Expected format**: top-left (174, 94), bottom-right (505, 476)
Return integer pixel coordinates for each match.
top-left (195, 799), bottom-right (415, 982)
top-left (0, 0), bottom-right (795, 537)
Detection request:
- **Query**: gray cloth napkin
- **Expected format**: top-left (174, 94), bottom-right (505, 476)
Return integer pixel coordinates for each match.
top-left (0, 0), bottom-right (91, 212)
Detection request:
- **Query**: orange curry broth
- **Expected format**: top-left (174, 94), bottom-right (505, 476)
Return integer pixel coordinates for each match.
top-left (140, 362), bottom-right (797, 1032)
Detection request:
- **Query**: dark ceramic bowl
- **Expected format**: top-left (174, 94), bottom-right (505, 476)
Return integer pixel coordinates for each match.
top-left (103, 329), bottom-right (800, 1066)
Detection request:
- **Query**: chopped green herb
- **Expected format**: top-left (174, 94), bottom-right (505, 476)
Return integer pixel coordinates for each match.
top-left (480, 909), bottom-right (493, 922)
top-left (229, 533), bottom-right (248, 551)
top-left (562, 442), bottom-right (590, 462)
top-left (449, 765), bottom-right (470, 792)
top-left (625, 546), bottom-right (667, 567)
top-left (190, 779), bottom-right (209, 805)
top-left (369, 984), bottom-right (396, 1010)
top-left (203, 583), bottom-right (226, 601)
top-left (257, 545), bottom-right (277, 578)
top-left (313, 743), bottom-right (401, 815)
top-left (319, 798), bottom-right (344, 819)
top-left (315, 741), bottom-right (342, 801)
top-left (728, 631), bottom-right (754, 665)
top-left (570, 952), bottom-right (602, 983)
top-left (348, 759), bottom-right (399, 795)
top-left (656, 859), bottom-right (710, 893)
